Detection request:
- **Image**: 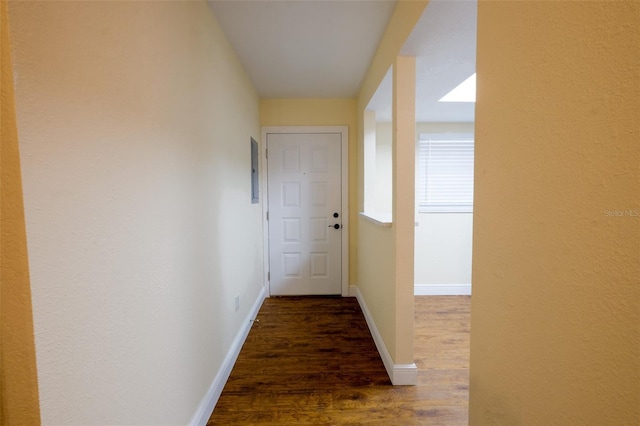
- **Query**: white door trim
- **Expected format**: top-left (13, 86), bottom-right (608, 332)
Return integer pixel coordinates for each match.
top-left (261, 126), bottom-right (349, 297)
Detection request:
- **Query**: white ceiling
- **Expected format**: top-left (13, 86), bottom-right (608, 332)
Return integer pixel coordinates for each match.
top-left (207, 0), bottom-right (397, 98)
top-left (368, 0), bottom-right (477, 122)
top-left (404, 0), bottom-right (477, 122)
top-left (207, 0), bottom-right (477, 122)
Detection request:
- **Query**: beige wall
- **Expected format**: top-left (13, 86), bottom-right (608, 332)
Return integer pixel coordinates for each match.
top-left (375, 122), bottom-right (392, 213)
top-left (416, 122), bottom-right (474, 135)
top-left (355, 1), bottom-right (427, 366)
top-left (260, 98), bottom-right (358, 284)
top-left (470, 1), bottom-right (639, 424)
top-left (357, 220), bottom-right (396, 350)
top-left (391, 56), bottom-right (416, 364)
top-left (376, 121), bottom-right (475, 288)
top-left (1, 1), bottom-right (41, 423)
top-left (8, 1), bottom-right (263, 424)
top-left (414, 213), bottom-right (472, 285)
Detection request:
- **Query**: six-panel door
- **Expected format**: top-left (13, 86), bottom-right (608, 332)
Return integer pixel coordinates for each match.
top-left (267, 133), bottom-right (342, 295)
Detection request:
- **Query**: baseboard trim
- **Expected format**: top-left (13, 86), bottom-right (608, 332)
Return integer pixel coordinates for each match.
top-left (189, 286), bottom-right (267, 426)
top-left (414, 283), bottom-right (471, 296)
top-left (350, 285), bottom-right (417, 385)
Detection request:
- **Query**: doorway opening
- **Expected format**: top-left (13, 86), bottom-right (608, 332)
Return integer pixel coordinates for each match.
top-left (403, 0), bottom-right (477, 418)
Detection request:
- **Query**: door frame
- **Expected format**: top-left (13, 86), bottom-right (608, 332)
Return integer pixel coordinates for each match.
top-left (261, 126), bottom-right (349, 297)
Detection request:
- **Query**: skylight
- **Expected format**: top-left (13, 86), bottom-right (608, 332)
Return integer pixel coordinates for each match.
top-left (439, 73), bottom-right (476, 103)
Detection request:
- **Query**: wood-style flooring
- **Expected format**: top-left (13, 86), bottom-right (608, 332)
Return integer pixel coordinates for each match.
top-left (208, 295), bottom-right (470, 425)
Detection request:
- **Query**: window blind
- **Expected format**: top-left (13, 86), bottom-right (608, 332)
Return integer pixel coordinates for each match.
top-left (418, 135), bottom-right (474, 213)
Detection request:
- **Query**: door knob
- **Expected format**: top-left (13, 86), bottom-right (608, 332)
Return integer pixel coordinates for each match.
top-left (333, 212), bottom-right (339, 218)
top-left (328, 224), bottom-right (341, 229)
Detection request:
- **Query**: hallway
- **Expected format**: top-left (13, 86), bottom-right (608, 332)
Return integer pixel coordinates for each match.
top-left (208, 296), bottom-right (470, 425)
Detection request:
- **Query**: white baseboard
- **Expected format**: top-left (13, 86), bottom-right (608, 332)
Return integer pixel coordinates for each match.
top-left (189, 286), bottom-right (267, 426)
top-left (350, 285), bottom-right (417, 385)
top-left (414, 283), bottom-right (471, 296)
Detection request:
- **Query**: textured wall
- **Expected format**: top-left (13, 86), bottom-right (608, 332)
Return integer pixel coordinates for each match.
top-left (470, 1), bottom-right (639, 424)
top-left (0, 1), bottom-right (41, 423)
top-left (260, 98), bottom-right (358, 285)
top-left (8, 1), bottom-right (262, 424)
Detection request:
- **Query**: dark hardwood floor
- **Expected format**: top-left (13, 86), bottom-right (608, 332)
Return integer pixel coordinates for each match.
top-left (208, 295), bottom-right (470, 425)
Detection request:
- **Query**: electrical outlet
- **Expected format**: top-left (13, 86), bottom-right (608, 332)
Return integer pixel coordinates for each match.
top-left (235, 296), bottom-right (240, 312)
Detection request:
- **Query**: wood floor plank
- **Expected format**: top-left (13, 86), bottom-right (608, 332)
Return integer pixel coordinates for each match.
top-left (207, 295), bottom-right (470, 425)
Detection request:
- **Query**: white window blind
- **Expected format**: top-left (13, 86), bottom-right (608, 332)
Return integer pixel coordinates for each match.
top-left (418, 134), bottom-right (474, 213)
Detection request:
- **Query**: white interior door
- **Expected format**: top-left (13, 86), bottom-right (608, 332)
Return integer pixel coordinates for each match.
top-left (267, 132), bottom-right (342, 295)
